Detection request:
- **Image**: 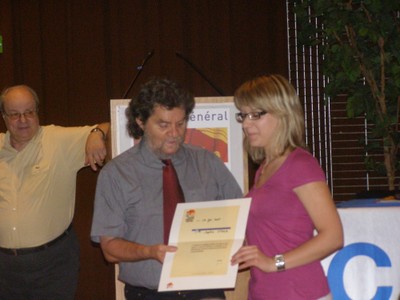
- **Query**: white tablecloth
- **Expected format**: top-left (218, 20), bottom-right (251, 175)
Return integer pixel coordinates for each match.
top-left (321, 204), bottom-right (400, 300)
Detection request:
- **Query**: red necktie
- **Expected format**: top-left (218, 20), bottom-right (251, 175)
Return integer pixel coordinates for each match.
top-left (162, 159), bottom-right (185, 244)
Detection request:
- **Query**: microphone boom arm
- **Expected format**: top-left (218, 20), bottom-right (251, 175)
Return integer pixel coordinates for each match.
top-left (122, 50), bottom-right (154, 99)
top-left (175, 52), bottom-right (225, 96)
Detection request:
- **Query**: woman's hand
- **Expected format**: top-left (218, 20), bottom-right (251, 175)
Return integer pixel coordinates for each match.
top-left (231, 245), bottom-right (275, 272)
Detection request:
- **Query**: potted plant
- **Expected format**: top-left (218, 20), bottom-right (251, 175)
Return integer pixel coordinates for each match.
top-left (293, 0), bottom-right (400, 192)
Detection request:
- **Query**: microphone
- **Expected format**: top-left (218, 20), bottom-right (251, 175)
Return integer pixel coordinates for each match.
top-left (138, 50), bottom-right (154, 70)
top-left (175, 52), bottom-right (225, 96)
top-left (122, 50), bottom-right (154, 99)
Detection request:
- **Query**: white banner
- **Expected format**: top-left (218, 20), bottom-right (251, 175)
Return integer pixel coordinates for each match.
top-left (321, 204), bottom-right (400, 300)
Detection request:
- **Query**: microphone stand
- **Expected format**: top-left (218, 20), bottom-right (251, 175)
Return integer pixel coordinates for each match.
top-left (122, 50), bottom-right (154, 99)
top-left (175, 52), bottom-right (225, 96)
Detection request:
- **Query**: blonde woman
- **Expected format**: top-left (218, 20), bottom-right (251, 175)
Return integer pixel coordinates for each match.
top-left (231, 75), bottom-right (343, 300)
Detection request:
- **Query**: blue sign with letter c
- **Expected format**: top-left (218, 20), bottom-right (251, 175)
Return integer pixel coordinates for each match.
top-left (327, 242), bottom-right (392, 299)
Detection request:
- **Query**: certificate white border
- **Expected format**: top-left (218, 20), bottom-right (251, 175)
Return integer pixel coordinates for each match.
top-left (158, 198), bottom-right (251, 292)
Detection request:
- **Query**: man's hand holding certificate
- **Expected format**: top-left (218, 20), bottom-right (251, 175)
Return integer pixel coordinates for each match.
top-left (158, 198), bottom-right (251, 292)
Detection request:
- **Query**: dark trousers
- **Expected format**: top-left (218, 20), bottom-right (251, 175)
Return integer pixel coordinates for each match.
top-left (0, 227), bottom-right (80, 300)
top-left (125, 285), bottom-right (226, 300)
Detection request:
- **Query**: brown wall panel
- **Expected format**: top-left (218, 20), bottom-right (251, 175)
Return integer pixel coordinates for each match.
top-left (0, 0), bottom-right (14, 98)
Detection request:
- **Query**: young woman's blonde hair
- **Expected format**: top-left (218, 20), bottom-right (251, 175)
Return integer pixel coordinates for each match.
top-left (234, 74), bottom-right (306, 163)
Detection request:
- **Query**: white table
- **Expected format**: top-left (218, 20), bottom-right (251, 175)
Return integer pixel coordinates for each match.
top-left (321, 201), bottom-right (400, 300)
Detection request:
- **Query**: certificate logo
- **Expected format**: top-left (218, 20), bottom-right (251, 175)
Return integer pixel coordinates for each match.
top-left (185, 209), bottom-right (196, 222)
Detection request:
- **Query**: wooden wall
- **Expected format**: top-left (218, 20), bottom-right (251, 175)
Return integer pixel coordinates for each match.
top-left (0, 1), bottom-right (288, 299)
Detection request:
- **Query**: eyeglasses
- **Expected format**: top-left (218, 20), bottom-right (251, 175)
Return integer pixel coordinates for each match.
top-left (235, 111), bottom-right (267, 123)
top-left (3, 110), bottom-right (37, 121)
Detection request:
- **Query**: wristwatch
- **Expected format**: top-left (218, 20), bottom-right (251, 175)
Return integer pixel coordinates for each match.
top-left (90, 127), bottom-right (106, 140)
top-left (274, 254), bottom-right (285, 271)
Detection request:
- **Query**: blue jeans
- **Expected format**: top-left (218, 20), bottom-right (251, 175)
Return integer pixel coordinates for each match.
top-left (0, 227), bottom-right (80, 300)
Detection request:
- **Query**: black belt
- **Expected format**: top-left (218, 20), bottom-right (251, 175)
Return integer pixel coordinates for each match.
top-left (0, 224), bottom-right (73, 256)
top-left (125, 284), bottom-right (225, 299)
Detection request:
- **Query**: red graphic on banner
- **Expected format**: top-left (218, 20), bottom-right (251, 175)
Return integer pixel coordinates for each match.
top-left (185, 128), bottom-right (228, 162)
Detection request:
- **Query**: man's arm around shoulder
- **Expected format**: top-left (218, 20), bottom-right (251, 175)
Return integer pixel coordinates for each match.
top-left (85, 122), bottom-right (110, 171)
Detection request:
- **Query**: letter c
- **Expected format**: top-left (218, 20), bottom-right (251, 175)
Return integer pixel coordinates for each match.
top-left (327, 242), bottom-right (392, 300)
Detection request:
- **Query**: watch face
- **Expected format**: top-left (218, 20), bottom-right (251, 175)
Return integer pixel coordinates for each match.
top-left (275, 254), bottom-right (285, 271)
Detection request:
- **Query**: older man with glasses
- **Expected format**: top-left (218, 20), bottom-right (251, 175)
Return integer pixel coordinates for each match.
top-left (0, 85), bottom-right (109, 300)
